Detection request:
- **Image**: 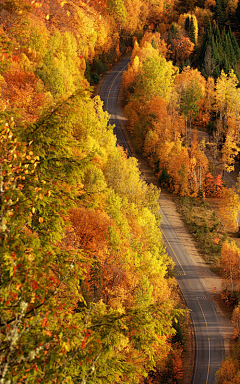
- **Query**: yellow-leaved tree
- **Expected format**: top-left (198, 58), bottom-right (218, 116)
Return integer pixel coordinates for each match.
top-left (219, 188), bottom-right (240, 232)
top-left (220, 240), bottom-right (240, 292)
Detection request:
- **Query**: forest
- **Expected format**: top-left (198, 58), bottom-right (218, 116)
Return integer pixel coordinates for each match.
top-left (1, 0), bottom-right (240, 383)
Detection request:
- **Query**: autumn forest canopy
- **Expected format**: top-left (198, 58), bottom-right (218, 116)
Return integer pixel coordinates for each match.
top-left (2, 0), bottom-right (240, 383)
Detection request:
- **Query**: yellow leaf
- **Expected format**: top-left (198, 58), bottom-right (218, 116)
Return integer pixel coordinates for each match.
top-left (46, 14), bottom-right (50, 20)
top-left (62, 342), bottom-right (71, 352)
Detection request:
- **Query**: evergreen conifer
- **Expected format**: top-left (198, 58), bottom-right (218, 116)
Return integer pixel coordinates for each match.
top-left (189, 17), bottom-right (196, 44)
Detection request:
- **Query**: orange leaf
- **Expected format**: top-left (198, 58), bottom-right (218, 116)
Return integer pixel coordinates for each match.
top-left (42, 318), bottom-right (47, 328)
top-left (32, 280), bottom-right (39, 290)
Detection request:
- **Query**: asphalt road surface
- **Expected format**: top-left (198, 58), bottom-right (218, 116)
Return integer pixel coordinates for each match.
top-left (98, 57), bottom-right (225, 384)
top-left (99, 58), bottom-right (132, 155)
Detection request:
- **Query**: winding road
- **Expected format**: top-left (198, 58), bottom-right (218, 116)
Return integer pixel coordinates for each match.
top-left (98, 57), bottom-right (225, 384)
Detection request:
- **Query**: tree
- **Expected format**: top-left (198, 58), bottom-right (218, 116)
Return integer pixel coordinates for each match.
top-left (9, 14), bottom-right (49, 62)
top-left (221, 130), bottom-right (240, 173)
top-left (163, 138), bottom-right (190, 196)
top-left (179, 13), bottom-right (198, 44)
top-left (188, 135), bottom-right (209, 195)
top-left (232, 304), bottom-right (240, 338)
top-left (220, 240), bottom-right (240, 292)
top-left (0, 117), bottom-right (87, 383)
top-left (171, 36), bottom-right (195, 65)
top-left (107, 0), bottom-right (126, 27)
top-left (2, 70), bottom-right (50, 122)
top-left (37, 29), bottom-right (82, 97)
top-left (199, 23), bottom-right (240, 80)
top-left (216, 359), bottom-right (238, 384)
top-left (202, 44), bottom-right (217, 78)
top-left (180, 79), bottom-right (203, 143)
top-left (215, 69), bottom-right (238, 129)
top-left (189, 16), bottom-right (196, 44)
top-left (135, 54), bottom-right (176, 102)
top-left (124, 0), bottom-right (144, 35)
top-left (219, 188), bottom-right (240, 232)
top-left (139, 31), bottom-right (168, 58)
top-left (214, 0), bottom-right (227, 28)
top-left (203, 172), bottom-right (223, 197)
top-left (175, 67), bottom-right (205, 143)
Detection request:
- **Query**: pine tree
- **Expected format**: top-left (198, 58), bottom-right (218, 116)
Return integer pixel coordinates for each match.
top-left (214, 0), bottom-right (227, 29)
top-left (200, 23), bottom-right (240, 80)
top-left (189, 16), bottom-right (196, 45)
top-left (236, 0), bottom-right (240, 26)
top-left (185, 15), bottom-right (190, 32)
top-left (229, 28), bottom-right (240, 61)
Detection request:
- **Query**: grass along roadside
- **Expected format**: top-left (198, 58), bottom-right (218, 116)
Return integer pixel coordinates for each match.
top-left (175, 195), bottom-right (238, 279)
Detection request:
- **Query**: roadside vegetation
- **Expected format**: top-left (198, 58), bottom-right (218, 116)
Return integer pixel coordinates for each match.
top-left (176, 196), bottom-right (224, 272)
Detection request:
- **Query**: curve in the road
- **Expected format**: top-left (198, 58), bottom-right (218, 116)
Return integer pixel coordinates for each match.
top-left (98, 57), bottom-right (225, 384)
top-left (99, 58), bottom-right (132, 156)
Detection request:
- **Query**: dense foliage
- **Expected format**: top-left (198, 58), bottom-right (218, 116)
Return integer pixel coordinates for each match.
top-left (3, 0), bottom-right (240, 382)
top-left (0, 63), bottom-right (180, 384)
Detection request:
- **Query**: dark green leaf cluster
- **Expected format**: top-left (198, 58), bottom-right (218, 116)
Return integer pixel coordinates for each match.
top-left (185, 15), bottom-right (196, 44)
top-left (214, 0), bottom-right (228, 29)
top-left (200, 24), bottom-right (240, 80)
